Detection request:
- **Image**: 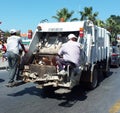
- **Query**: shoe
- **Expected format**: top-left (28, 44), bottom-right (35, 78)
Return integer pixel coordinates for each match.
top-left (58, 70), bottom-right (67, 75)
top-left (5, 82), bottom-right (15, 87)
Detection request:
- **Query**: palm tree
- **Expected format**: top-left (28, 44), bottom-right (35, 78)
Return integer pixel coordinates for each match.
top-left (106, 16), bottom-right (119, 42)
top-left (79, 7), bottom-right (98, 25)
top-left (52, 8), bottom-right (78, 22)
top-left (96, 19), bottom-right (105, 28)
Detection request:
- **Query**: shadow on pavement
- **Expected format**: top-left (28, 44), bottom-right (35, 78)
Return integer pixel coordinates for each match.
top-left (98, 70), bottom-right (113, 84)
top-left (7, 84), bottom-right (87, 107)
top-left (0, 79), bottom-right (5, 83)
top-left (7, 86), bottom-right (42, 97)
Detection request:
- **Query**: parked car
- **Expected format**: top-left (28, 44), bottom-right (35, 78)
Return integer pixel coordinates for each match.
top-left (110, 45), bottom-right (120, 67)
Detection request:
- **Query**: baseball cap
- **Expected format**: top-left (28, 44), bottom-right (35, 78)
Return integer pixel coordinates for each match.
top-left (9, 29), bottom-right (17, 34)
top-left (68, 34), bottom-right (77, 39)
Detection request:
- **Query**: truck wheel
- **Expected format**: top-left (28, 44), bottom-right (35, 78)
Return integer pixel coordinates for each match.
top-left (88, 66), bottom-right (98, 90)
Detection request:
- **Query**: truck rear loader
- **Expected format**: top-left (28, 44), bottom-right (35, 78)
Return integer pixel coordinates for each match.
top-left (21, 20), bottom-right (111, 93)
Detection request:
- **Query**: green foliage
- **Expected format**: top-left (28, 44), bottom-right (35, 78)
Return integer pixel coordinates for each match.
top-left (106, 15), bottom-right (120, 41)
top-left (52, 7), bottom-right (120, 43)
top-left (52, 8), bottom-right (78, 22)
top-left (1, 30), bottom-right (21, 41)
top-left (4, 31), bottom-right (10, 37)
top-left (79, 7), bottom-right (98, 25)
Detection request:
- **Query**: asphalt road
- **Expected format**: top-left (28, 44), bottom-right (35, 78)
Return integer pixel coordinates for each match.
top-left (0, 67), bottom-right (120, 113)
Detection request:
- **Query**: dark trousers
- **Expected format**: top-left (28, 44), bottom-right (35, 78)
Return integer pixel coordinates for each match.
top-left (56, 56), bottom-right (76, 71)
top-left (56, 56), bottom-right (66, 71)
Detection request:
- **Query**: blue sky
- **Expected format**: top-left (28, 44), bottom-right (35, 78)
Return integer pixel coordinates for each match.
top-left (0, 0), bottom-right (120, 33)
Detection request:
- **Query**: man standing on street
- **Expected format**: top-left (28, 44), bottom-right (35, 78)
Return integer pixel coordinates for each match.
top-left (5, 29), bottom-right (27, 87)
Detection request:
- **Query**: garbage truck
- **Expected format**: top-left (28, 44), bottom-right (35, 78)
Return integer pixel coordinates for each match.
top-left (21, 20), bottom-right (110, 92)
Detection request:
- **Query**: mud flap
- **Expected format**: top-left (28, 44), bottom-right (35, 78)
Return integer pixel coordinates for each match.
top-left (89, 64), bottom-right (98, 89)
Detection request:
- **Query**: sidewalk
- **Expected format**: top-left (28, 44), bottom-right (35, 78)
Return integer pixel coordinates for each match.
top-left (0, 58), bottom-right (8, 70)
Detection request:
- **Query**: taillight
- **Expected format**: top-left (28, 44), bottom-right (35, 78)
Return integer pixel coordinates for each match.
top-left (112, 53), bottom-right (118, 56)
top-left (28, 30), bottom-right (32, 39)
top-left (79, 28), bottom-right (84, 38)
